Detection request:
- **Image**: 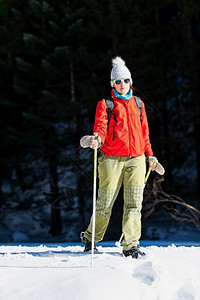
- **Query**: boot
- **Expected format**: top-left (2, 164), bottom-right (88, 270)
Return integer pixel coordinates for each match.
top-left (123, 245), bottom-right (145, 259)
top-left (80, 232), bottom-right (98, 252)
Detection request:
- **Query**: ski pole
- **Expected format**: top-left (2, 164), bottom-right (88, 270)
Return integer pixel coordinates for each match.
top-left (115, 232), bottom-right (124, 247)
top-left (115, 167), bottom-right (152, 247)
top-left (91, 136), bottom-right (98, 268)
top-left (144, 167), bottom-right (151, 184)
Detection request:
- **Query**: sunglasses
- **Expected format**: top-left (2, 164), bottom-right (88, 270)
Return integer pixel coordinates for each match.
top-left (113, 78), bottom-right (131, 85)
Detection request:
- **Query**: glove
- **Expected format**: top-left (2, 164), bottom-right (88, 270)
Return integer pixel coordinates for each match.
top-left (90, 133), bottom-right (101, 149)
top-left (148, 156), bottom-right (158, 171)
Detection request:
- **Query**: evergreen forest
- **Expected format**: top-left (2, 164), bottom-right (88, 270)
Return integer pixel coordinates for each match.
top-left (0, 0), bottom-right (200, 242)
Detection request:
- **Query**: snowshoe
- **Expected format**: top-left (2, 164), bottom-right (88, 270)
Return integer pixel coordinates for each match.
top-left (123, 245), bottom-right (145, 259)
top-left (80, 232), bottom-right (98, 252)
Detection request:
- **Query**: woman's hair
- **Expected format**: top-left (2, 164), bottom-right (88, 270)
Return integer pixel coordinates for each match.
top-left (131, 85), bottom-right (158, 115)
top-left (131, 86), bottom-right (146, 102)
top-left (131, 86), bottom-right (141, 97)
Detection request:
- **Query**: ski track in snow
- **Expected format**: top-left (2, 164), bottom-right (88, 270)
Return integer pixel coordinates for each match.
top-left (0, 244), bottom-right (199, 300)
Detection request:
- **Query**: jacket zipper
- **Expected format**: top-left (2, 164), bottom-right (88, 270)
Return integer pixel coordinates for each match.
top-left (124, 100), bottom-right (132, 156)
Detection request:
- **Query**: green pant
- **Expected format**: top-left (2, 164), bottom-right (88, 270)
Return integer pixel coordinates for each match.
top-left (84, 154), bottom-right (146, 250)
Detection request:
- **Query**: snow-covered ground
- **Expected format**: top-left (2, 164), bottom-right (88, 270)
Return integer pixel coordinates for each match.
top-left (0, 242), bottom-right (199, 300)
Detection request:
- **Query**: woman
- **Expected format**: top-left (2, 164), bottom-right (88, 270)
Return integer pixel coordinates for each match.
top-left (80, 56), bottom-right (157, 258)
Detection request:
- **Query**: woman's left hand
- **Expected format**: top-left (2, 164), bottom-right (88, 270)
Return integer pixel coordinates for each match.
top-left (148, 156), bottom-right (158, 170)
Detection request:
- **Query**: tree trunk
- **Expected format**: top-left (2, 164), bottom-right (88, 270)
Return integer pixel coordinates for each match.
top-left (49, 151), bottom-right (62, 236)
top-left (182, 3), bottom-right (200, 195)
top-left (70, 58), bottom-right (86, 228)
top-left (155, 8), bottom-right (173, 192)
top-left (109, 0), bottom-right (118, 55)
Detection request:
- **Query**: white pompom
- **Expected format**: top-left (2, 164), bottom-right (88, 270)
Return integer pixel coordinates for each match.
top-left (112, 56), bottom-right (125, 67)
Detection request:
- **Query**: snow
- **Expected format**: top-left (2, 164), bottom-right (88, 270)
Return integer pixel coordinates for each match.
top-left (0, 242), bottom-right (199, 300)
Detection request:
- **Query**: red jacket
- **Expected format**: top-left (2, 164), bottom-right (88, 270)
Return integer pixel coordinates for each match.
top-left (93, 89), bottom-right (153, 157)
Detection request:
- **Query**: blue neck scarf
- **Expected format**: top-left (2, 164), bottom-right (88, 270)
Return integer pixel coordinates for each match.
top-left (113, 88), bottom-right (133, 100)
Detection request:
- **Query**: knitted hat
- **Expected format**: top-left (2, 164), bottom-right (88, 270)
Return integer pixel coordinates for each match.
top-left (110, 56), bottom-right (132, 87)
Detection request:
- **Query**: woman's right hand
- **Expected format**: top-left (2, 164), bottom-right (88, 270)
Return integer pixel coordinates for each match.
top-left (91, 133), bottom-right (101, 149)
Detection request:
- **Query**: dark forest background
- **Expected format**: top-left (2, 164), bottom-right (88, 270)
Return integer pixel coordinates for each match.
top-left (0, 0), bottom-right (200, 243)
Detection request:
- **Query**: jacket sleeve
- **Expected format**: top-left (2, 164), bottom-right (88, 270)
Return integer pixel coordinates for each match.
top-left (141, 102), bottom-right (154, 157)
top-left (93, 99), bottom-right (108, 144)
